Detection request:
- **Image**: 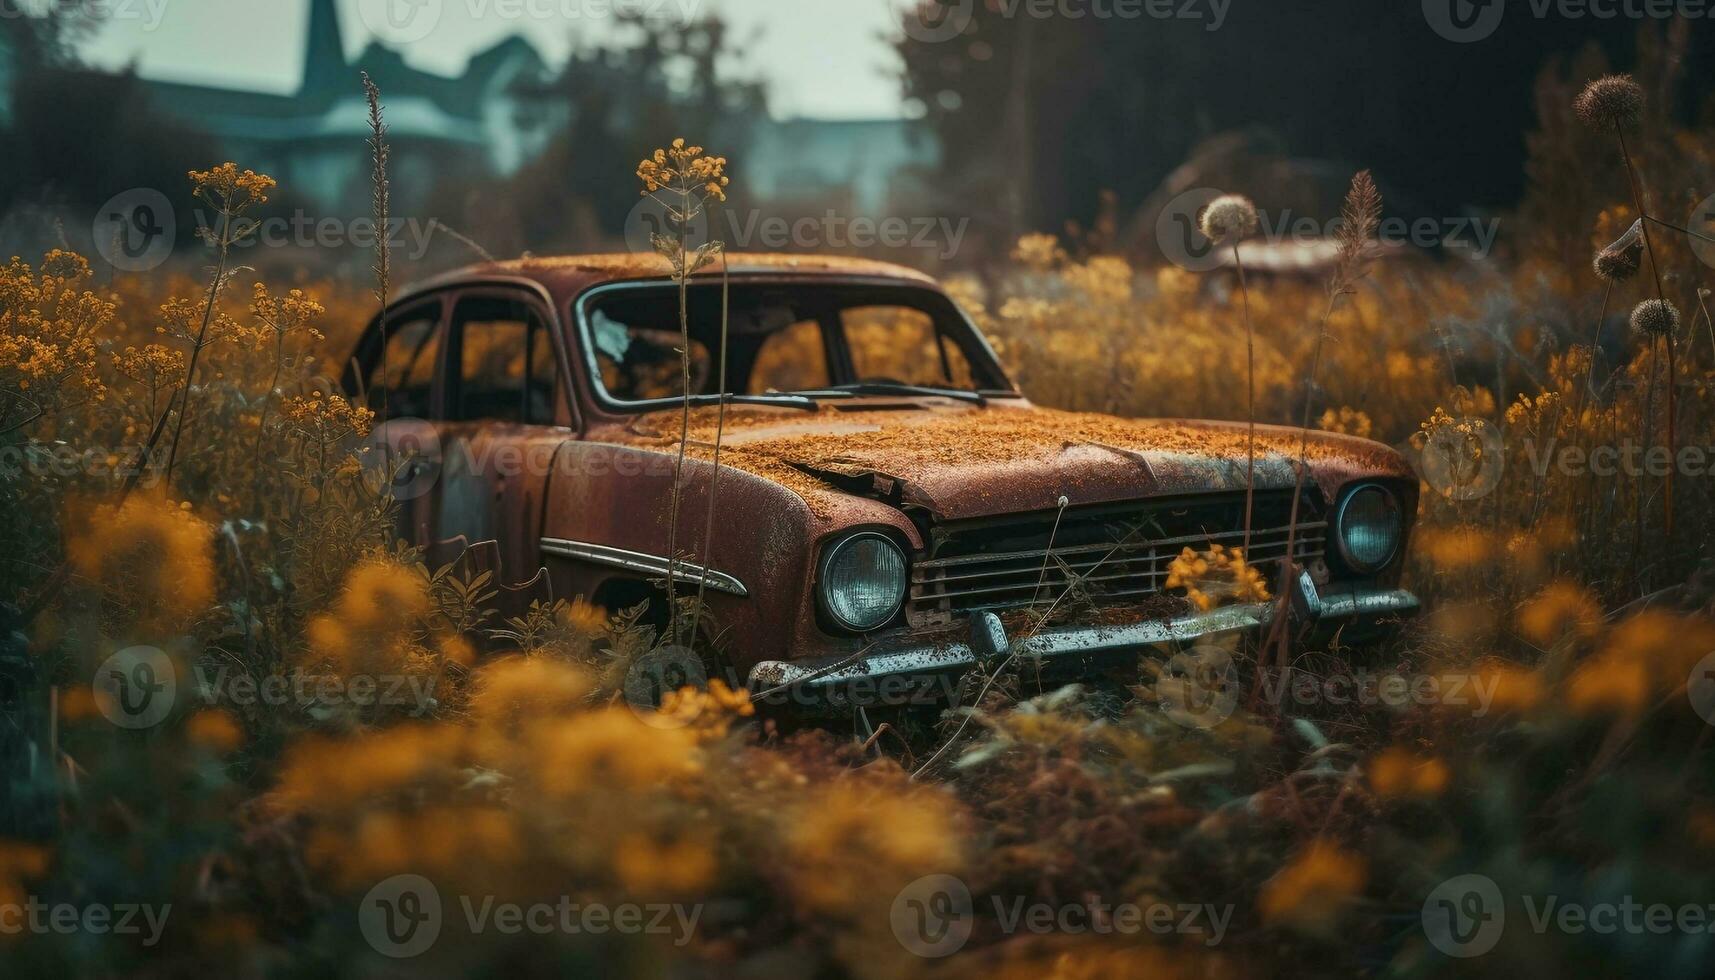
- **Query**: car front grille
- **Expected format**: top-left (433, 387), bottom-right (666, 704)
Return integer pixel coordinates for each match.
top-left (905, 490), bottom-right (1325, 628)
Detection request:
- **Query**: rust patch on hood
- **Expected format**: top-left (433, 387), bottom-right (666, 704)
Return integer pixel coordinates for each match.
top-left (610, 403), bottom-right (1411, 520)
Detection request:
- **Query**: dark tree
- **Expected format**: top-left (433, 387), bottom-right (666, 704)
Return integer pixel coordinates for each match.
top-left (896, 1), bottom-right (1715, 244)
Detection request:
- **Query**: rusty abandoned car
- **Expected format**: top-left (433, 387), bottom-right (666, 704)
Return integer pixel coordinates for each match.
top-left (342, 253), bottom-right (1419, 708)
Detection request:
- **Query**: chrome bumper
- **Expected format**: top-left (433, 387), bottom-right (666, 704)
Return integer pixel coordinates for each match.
top-left (748, 584), bottom-right (1419, 699)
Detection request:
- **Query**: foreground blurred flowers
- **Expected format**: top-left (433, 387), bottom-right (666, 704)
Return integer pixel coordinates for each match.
top-left (6, 60), bottom-right (1715, 976)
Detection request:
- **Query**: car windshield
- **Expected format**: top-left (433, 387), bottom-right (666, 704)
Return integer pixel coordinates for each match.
top-left (576, 281), bottom-right (1014, 407)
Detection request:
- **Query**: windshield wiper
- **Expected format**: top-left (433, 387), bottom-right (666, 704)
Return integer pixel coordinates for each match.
top-left (792, 383), bottom-right (987, 405)
top-left (674, 393), bottom-right (819, 411)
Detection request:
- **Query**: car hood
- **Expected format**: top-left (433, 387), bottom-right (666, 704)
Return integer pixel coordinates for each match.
top-left (629, 402), bottom-right (1413, 520)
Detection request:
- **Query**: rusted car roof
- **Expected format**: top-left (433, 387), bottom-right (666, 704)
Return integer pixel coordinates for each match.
top-left (406, 252), bottom-right (937, 303)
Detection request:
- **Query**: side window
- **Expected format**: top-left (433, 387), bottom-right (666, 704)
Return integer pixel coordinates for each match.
top-left (749, 318), bottom-right (830, 392)
top-left (591, 308), bottom-right (712, 401)
top-left (365, 303), bottom-right (443, 420)
top-left (447, 296), bottom-right (560, 425)
top-left (843, 306), bottom-right (976, 388)
top-left (525, 320), bottom-right (558, 424)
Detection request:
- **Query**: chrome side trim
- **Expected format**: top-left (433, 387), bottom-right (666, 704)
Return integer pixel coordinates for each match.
top-left (539, 538), bottom-right (749, 597)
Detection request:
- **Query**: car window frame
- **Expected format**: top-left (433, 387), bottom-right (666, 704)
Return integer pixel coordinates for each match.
top-left (570, 276), bottom-right (1018, 414)
top-left (347, 292), bottom-right (451, 421)
top-left (347, 280), bottom-right (582, 433)
top-left (441, 288), bottom-right (567, 427)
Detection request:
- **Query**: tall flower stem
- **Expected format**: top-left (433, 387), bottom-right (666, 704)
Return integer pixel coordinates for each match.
top-left (1235, 243), bottom-right (1256, 553)
top-left (666, 203), bottom-right (690, 644)
top-left (1573, 281), bottom-right (1612, 549)
top-left (636, 139), bottom-right (729, 649)
top-left (364, 72), bottom-right (392, 429)
top-left (1615, 125), bottom-right (1673, 536)
top-left (691, 247), bottom-right (731, 656)
top-left (1258, 173), bottom-right (1379, 703)
top-left (163, 210), bottom-right (231, 486)
top-left (250, 327), bottom-right (285, 510)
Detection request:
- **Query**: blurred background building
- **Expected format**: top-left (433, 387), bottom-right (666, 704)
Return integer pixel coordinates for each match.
top-left (0, 0), bottom-right (1708, 273)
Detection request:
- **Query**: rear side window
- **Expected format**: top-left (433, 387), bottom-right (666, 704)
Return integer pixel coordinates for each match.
top-left (446, 296), bottom-right (560, 425)
top-left (844, 305), bottom-right (976, 388)
top-left (750, 318), bottom-right (831, 391)
top-left (365, 303), bottom-right (442, 420)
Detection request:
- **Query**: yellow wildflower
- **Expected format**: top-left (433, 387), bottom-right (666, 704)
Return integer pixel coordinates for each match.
top-left (1368, 747), bottom-right (1450, 799)
top-left (65, 492), bottom-right (216, 633)
top-left (1259, 842), bottom-right (1367, 933)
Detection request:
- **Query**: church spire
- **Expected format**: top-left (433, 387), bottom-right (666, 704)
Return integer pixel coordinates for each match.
top-left (301, 0), bottom-right (346, 97)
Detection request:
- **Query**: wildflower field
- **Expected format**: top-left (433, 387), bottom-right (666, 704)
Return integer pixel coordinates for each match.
top-left (4, 45), bottom-right (1715, 980)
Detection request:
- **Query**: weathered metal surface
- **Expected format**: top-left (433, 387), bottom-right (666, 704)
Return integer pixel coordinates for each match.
top-left (604, 403), bottom-right (1412, 520)
top-left (395, 252), bottom-right (938, 311)
top-left (351, 253), bottom-right (1421, 680)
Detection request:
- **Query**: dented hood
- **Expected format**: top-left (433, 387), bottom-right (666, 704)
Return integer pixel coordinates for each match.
top-left (684, 402), bottom-right (1412, 520)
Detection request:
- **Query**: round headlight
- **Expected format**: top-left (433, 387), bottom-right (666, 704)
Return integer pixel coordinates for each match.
top-left (1336, 485), bottom-right (1404, 573)
top-left (819, 533), bottom-right (907, 632)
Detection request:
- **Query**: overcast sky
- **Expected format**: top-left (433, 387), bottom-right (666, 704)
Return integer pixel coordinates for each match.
top-left (79, 0), bottom-right (910, 119)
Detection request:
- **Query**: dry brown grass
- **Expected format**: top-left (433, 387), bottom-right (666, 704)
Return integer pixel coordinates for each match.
top-left (4, 50), bottom-right (1715, 977)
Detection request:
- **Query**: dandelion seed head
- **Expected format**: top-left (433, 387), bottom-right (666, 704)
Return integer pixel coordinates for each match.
top-left (1630, 298), bottom-right (1680, 337)
top-left (1593, 241), bottom-right (1642, 282)
top-left (1574, 74), bottom-right (1644, 130)
top-left (1198, 194), bottom-right (1259, 242)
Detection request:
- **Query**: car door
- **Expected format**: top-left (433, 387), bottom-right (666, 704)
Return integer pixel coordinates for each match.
top-left (429, 287), bottom-right (575, 606)
top-left (350, 293), bottom-right (450, 547)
